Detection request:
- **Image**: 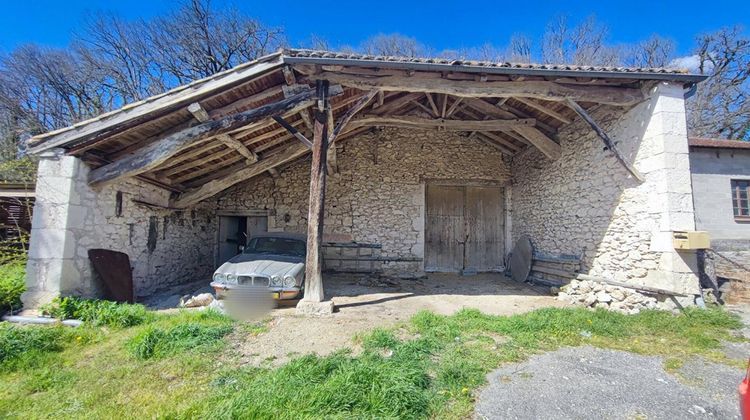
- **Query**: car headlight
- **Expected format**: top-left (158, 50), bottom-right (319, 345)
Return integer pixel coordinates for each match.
top-left (213, 273), bottom-right (226, 282)
top-left (225, 274), bottom-right (237, 284)
top-left (283, 275), bottom-right (296, 288)
top-left (270, 275), bottom-right (282, 287)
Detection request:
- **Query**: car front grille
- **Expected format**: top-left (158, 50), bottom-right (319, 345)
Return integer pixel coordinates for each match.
top-left (238, 275), bottom-right (270, 287)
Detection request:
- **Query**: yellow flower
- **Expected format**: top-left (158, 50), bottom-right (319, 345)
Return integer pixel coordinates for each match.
top-left (76, 336), bottom-right (82, 341)
top-left (461, 387), bottom-right (469, 394)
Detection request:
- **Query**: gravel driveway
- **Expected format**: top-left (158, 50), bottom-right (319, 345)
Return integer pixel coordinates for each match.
top-left (475, 346), bottom-right (743, 419)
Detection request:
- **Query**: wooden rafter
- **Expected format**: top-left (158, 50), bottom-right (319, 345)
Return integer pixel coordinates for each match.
top-left (171, 143), bottom-right (310, 208)
top-left (511, 97), bottom-right (572, 124)
top-left (513, 126), bottom-right (562, 160)
top-left (350, 116), bottom-right (535, 131)
top-left (329, 90), bottom-right (379, 144)
top-left (273, 116), bottom-right (313, 148)
top-left (425, 93), bottom-right (440, 117)
top-left (189, 102), bottom-right (258, 164)
top-left (88, 86), bottom-right (340, 186)
top-left (304, 72), bottom-right (645, 106)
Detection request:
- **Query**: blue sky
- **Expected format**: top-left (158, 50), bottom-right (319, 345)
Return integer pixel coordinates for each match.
top-left (0, 0), bottom-right (748, 55)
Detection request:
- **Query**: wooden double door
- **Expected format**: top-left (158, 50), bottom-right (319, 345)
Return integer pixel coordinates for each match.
top-left (425, 184), bottom-right (505, 273)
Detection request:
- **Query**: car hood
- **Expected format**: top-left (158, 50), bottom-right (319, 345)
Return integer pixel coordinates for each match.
top-left (216, 253), bottom-right (304, 278)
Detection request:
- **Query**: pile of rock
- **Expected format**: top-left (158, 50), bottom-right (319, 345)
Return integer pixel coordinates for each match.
top-left (556, 279), bottom-right (672, 314)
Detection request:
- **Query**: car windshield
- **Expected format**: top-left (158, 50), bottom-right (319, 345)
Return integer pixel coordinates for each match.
top-left (245, 237), bottom-right (306, 257)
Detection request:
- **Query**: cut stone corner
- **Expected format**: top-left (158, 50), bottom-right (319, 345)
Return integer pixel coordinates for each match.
top-left (295, 299), bottom-right (335, 316)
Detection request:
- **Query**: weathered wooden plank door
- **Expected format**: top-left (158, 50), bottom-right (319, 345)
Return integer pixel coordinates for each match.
top-left (425, 184), bottom-right (504, 273)
top-left (425, 185), bottom-right (465, 272)
top-left (465, 186), bottom-right (505, 272)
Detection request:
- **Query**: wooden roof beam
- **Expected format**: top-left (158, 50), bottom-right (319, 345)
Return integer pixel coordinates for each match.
top-left (350, 116), bottom-right (535, 131)
top-left (88, 86), bottom-right (341, 187)
top-left (273, 116), bottom-right (313, 148)
top-left (305, 72), bottom-right (645, 106)
top-left (171, 143), bottom-right (309, 208)
top-left (189, 102), bottom-right (258, 164)
top-left (513, 126), bottom-right (562, 160)
top-left (511, 97), bottom-right (572, 124)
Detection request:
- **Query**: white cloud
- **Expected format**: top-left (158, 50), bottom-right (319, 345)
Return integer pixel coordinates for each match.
top-left (668, 55), bottom-right (712, 73)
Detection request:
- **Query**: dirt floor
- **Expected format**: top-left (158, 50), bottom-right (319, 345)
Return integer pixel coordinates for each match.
top-left (221, 273), bottom-right (563, 367)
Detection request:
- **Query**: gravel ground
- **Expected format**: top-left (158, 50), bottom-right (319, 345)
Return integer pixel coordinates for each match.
top-left (474, 346), bottom-right (743, 420)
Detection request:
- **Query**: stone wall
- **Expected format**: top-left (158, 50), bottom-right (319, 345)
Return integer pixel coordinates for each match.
top-left (214, 127), bottom-right (511, 273)
top-left (511, 82), bottom-right (699, 296)
top-left (24, 150), bottom-right (215, 307)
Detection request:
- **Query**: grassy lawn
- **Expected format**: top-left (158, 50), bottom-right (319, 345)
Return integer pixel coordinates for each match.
top-left (0, 301), bottom-right (744, 419)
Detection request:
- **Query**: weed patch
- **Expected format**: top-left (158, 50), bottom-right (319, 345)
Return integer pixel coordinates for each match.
top-left (128, 309), bottom-right (233, 360)
top-left (42, 296), bottom-right (153, 328)
top-left (0, 262), bottom-right (25, 314)
top-left (0, 306), bottom-right (742, 419)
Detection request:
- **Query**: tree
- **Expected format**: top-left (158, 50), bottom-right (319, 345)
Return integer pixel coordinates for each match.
top-left (360, 34), bottom-right (424, 57)
top-left (624, 35), bottom-right (676, 68)
top-left (542, 15), bottom-right (619, 66)
top-left (0, 0), bottom-right (284, 160)
top-left (686, 27), bottom-right (749, 140)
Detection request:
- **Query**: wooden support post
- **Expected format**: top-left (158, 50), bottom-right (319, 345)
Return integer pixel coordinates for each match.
top-left (298, 79), bottom-right (333, 313)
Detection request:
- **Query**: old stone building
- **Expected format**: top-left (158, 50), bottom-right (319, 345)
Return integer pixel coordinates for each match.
top-left (21, 50), bottom-right (707, 310)
top-left (689, 138), bottom-right (750, 292)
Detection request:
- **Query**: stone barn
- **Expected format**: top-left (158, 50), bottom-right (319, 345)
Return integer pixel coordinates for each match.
top-left (21, 49), bottom-right (707, 311)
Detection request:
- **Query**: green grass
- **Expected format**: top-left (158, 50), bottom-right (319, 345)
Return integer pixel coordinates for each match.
top-left (0, 305), bottom-right (743, 419)
top-left (0, 261), bottom-right (26, 314)
top-left (41, 296), bottom-right (153, 327)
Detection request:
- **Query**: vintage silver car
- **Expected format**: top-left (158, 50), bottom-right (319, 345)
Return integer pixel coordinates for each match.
top-left (211, 232), bottom-right (306, 300)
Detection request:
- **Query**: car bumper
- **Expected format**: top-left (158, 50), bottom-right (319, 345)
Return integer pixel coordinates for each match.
top-left (210, 282), bottom-right (301, 300)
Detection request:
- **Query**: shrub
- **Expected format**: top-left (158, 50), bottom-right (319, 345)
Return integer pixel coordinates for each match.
top-left (42, 297), bottom-right (152, 328)
top-left (0, 262), bottom-right (26, 314)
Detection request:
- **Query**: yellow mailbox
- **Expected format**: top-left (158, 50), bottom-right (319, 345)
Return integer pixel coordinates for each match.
top-left (672, 231), bottom-right (711, 250)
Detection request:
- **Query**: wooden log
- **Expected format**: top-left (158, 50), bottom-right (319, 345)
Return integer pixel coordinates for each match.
top-left (513, 126), bottom-right (562, 160)
top-left (303, 80), bottom-right (330, 303)
top-left (305, 72), bottom-right (645, 106)
top-left (565, 99), bottom-right (644, 182)
top-left (576, 273), bottom-right (689, 297)
top-left (88, 87), bottom-right (323, 186)
top-left (170, 143), bottom-right (309, 207)
top-left (349, 115), bottom-right (535, 131)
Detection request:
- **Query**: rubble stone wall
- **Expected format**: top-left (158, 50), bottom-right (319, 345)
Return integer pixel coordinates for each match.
top-left (215, 127), bottom-right (512, 273)
top-left (512, 82), bottom-right (700, 296)
top-left (24, 150), bottom-right (215, 306)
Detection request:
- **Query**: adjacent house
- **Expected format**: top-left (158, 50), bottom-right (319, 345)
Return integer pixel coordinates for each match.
top-left (689, 137), bottom-right (750, 289)
top-left (21, 49), bottom-right (707, 311)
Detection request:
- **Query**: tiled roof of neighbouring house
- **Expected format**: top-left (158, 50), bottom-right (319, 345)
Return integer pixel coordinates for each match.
top-left (688, 137), bottom-right (750, 150)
